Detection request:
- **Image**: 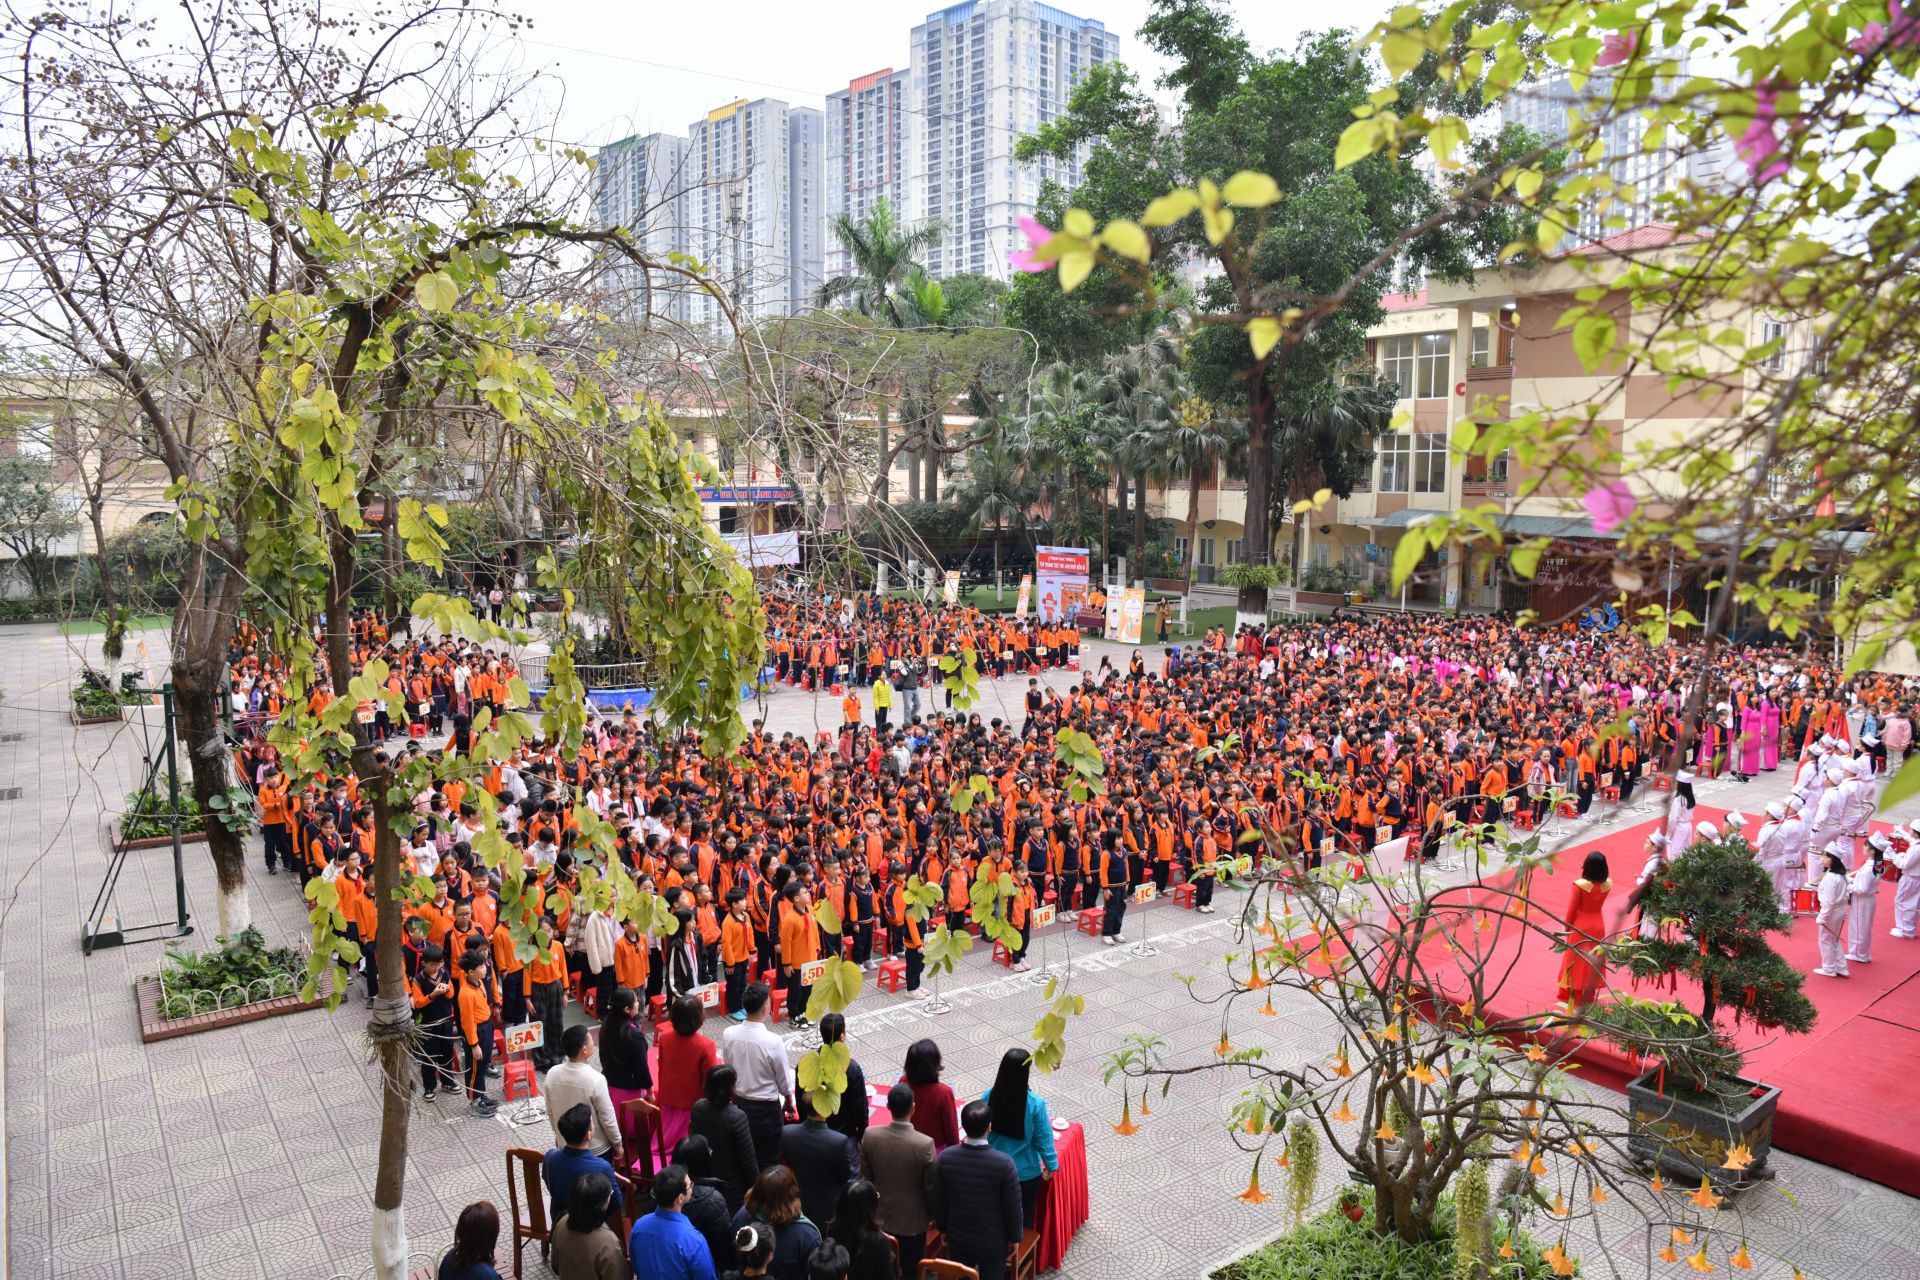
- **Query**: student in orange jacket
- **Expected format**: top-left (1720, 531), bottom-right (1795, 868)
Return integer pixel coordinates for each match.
top-left (454, 950), bottom-right (500, 1117)
top-left (778, 885), bottom-right (820, 1029)
top-left (720, 888), bottom-right (754, 1021)
top-left (524, 921), bottom-right (569, 1070)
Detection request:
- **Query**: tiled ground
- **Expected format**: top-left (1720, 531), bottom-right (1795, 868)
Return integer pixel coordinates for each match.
top-left (3, 619), bottom-right (1916, 1280)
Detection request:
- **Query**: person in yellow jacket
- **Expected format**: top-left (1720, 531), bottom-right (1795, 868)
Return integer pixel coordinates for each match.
top-left (872, 670), bottom-right (895, 732)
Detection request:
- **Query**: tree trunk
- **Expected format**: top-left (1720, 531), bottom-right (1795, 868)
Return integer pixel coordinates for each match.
top-left (325, 513), bottom-right (416, 1280)
top-left (171, 654), bottom-right (249, 934)
top-left (876, 400), bottom-right (891, 504)
top-left (1239, 391), bottom-right (1274, 628)
top-left (904, 406), bottom-right (921, 503)
top-left (922, 410), bottom-right (941, 505)
top-left (1132, 465), bottom-right (1149, 564)
top-left (1183, 463), bottom-right (1203, 596)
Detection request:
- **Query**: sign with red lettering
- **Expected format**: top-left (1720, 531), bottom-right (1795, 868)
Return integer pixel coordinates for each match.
top-left (504, 1021), bottom-right (543, 1054)
top-left (800, 959), bottom-right (827, 986)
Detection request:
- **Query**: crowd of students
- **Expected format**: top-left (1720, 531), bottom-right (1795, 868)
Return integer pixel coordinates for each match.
top-left (224, 597), bottom-right (1920, 1129)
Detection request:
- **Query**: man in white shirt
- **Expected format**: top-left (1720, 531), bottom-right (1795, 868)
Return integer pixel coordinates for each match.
top-left (544, 1023), bottom-right (625, 1167)
top-left (722, 982), bottom-right (794, 1165)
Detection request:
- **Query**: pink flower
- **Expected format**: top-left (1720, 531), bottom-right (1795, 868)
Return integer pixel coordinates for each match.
top-left (1851, 20), bottom-right (1888, 51)
top-left (1008, 215), bottom-right (1055, 274)
top-left (1735, 86), bottom-right (1789, 185)
top-left (1582, 480), bottom-right (1638, 534)
top-left (1596, 30), bottom-right (1639, 67)
top-left (1855, 0), bottom-right (1920, 50)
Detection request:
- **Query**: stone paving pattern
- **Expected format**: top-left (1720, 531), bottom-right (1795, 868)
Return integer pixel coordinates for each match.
top-left (3, 620), bottom-right (1918, 1280)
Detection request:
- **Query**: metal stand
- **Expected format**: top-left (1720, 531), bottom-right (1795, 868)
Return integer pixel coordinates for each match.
top-left (84, 684), bottom-right (193, 954)
top-left (1129, 889), bottom-right (1160, 957)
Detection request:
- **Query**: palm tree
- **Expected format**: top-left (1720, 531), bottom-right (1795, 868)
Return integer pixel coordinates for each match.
top-left (949, 429), bottom-right (1040, 584)
top-left (1097, 334), bottom-right (1187, 565)
top-left (1271, 372), bottom-right (1398, 607)
top-left (816, 198), bottom-right (943, 323)
top-left (1165, 400), bottom-right (1247, 594)
top-left (816, 198), bottom-right (943, 502)
top-left (1019, 363), bottom-right (1112, 565)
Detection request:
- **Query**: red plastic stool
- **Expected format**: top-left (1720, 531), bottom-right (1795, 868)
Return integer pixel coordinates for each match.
top-left (493, 1028), bottom-right (507, 1059)
top-left (1601, 785), bottom-right (1621, 802)
top-left (767, 987), bottom-right (787, 1021)
top-left (408, 722), bottom-right (427, 738)
top-left (502, 1060), bottom-right (538, 1101)
top-left (579, 984), bottom-right (598, 1018)
top-left (648, 994), bottom-right (667, 1024)
top-left (1653, 773), bottom-right (1672, 791)
top-left (1558, 801), bottom-right (1578, 818)
top-left (876, 958), bottom-right (907, 993)
top-left (831, 682), bottom-right (846, 698)
top-left (1172, 882), bottom-right (1197, 910)
top-left (842, 936), bottom-right (856, 960)
top-left (1511, 810), bottom-right (1535, 831)
top-left (991, 941), bottom-right (1013, 967)
top-left (1076, 910), bottom-right (1103, 937)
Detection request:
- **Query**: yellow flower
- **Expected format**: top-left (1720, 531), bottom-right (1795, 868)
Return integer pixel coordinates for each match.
top-left (1332, 1098), bottom-right (1356, 1123)
top-left (1660, 1244), bottom-right (1679, 1264)
top-left (1729, 1243), bottom-right (1754, 1270)
top-left (1590, 1186), bottom-right (1610, 1204)
top-left (1722, 1143), bottom-right (1755, 1172)
top-left (1498, 1238), bottom-right (1515, 1260)
top-left (1688, 1175), bottom-right (1725, 1210)
top-left (1552, 1192), bottom-right (1568, 1217)
top-left (1375, 1121), bottom-right (1398, 1142)
top-left (1686, 1245), bottom-right (1717, 1273)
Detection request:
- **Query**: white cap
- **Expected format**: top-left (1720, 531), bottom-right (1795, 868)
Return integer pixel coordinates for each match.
top-left (1765, 802), bottom-right (1786, 820)
top-left (1676, 770), bottom-right (1696, 784)
top-left (1786, 795), bottom-right (1806, 813)
top-left (1696, 821), bottom-right (1721, 841)
top-left (1826, 764), bottom-right (1848, 783)
top-left (1648, 832), bottom-right (1668, 847)
top-left (1828, 837), bottom-right (1853, 856)
top-left (1725, 810), bottom-right (1748, 829)
top-left (1820, 734), bottom-right (1836, 748)
top-left (1864, 734), bottom-right (1880, 746)
top-left (1868, 833), bottom-right (1891, 853)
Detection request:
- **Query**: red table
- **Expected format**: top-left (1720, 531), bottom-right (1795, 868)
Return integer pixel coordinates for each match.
top-left (864, 1092), bottom-right (1089, 1273)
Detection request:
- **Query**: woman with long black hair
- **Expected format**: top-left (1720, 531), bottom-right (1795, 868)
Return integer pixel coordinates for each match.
top-left (979, 1047), bottom-right (1058, 1228)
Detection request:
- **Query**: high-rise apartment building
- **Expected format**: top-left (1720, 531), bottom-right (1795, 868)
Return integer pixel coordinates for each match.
top-left (681, 97), bottom-right (824, 325)
top-left (1501, 67), bottom-right (1736, 245)
top-left (825, 69), bottom-right (911, 280)
top-left (594, 99), bottom-right (823, 326)
top-left (592, 132), bottom-right (692, 322)
top-left (905, 0), bottom-right (1115, 280)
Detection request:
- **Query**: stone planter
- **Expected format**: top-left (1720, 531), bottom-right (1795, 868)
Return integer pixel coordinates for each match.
top-left (70, 708), bottom-right (121, 726)
top-left (1146, 577), bottom-right (1187, 594)
top-left (1625, 1069), bottom-right (1780, 1186)
top-left (113, 825), bottom-right (209, 852)
top-left (134, 968), bottom-right (329, 1042)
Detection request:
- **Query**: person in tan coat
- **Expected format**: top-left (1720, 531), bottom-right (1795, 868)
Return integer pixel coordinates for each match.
top-left (548, 1172), bottom-right (628, 1280)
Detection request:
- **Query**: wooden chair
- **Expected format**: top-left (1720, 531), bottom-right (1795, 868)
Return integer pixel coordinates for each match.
top-left (1010, 1229), bottom-right (1041, 1280)
top-left (919, 1262), bottom-right (980, 1280)
top-left (618, 1094), bottom-right (667, 1183)
top-left (504, 1147), bottom-right (550, 1278)
top-left (611, 1170), bottom-right (642, 1254)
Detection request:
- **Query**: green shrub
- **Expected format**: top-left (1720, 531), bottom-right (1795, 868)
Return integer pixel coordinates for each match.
top-left (72, 680), bottom-right (121, 717)
top-left (120, 788), bottom-right (206, 840)
top-left (155, 926), bottom-right (305, 1019)
top-left (1212, 1190), bottom-right (1558, 1280)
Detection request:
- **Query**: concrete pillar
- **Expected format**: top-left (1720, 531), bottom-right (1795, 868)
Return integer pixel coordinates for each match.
top-left (876, 562), bottom-right (889, 596)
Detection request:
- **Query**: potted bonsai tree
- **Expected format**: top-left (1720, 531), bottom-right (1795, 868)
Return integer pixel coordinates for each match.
top-left (1594, 830), bottom-right (1817, 1187)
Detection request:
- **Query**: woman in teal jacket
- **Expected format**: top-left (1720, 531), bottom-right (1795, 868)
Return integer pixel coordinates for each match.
top-left (979, 1047), bottom-right (1058, 1227)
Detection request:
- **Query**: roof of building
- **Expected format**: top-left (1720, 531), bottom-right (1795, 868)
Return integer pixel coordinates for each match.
top-left (1552, 223), bottom-right (1708, 259)
top-left (1381, 288), bottom-right (1430, 312)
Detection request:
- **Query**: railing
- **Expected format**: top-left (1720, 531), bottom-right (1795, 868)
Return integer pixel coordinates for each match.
top-left (1466, 363), bottom-right (1513, 380)
top-left (1461, 480), bottom-right (1511, 498)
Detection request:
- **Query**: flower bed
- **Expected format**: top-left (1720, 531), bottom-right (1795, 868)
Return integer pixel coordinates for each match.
top-left (133, 928), bottom-right (320, 1042)
top-left (114, 789), bottom-right (207, 848)
top-left (1212, 1194), bottom-right (1556, 1280)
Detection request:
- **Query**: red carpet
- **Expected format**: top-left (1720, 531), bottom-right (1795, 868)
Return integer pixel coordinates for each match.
top-left (1413, 808), bottom-right (1920, 1196)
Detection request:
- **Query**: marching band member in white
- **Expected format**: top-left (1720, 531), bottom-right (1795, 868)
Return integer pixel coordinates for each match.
top-left (1890, 828), bottom-right (1920, 940)
top-left (1667, 772), bottom-right (1697, 859)
top-left (1845, 836), bottom-right (1886, 965)
top-left (1813, 847), bottom-right (1852, 978)
top-left (1811, 764), bottom-right (1851, 869)
top-left (1842, 755), bottom-right (1877, 863)
top-left (1628, 832), bottom-right (1670, 941)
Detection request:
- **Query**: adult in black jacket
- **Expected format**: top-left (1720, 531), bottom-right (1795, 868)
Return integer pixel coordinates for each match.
top-left (929, 1101), bottom-right (1022, 1280)
top-left (779, 1093), bottom-right (856, 1229)
top-left (689, 1064), bottom-right (760, 1212)
top-left (826, 1179), bottom-right (897, 1280)
top-left (672, 1135), bottom-right (736, 1273)
top-left (815, 1014), bottom-right (868, 1159)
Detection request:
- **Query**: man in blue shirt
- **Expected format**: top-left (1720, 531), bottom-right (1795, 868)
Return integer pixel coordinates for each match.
top-left (628, 1165), bottom-right (715, 1280)
top-left (543, 1103), bottom-right (622, 1222)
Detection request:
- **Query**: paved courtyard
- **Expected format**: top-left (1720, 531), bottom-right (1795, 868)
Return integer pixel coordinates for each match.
top-left (2, 618), bottom-right (1917, 1280)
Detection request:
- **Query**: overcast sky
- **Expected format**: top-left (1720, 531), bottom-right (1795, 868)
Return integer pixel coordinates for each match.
top-left (496, 0), bottom-right (1324, 148)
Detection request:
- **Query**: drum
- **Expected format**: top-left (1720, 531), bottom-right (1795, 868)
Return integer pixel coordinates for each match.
top-left (1789, 886), bottom-right (1818, 915)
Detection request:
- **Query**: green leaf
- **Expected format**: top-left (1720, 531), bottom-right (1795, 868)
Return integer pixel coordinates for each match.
top-left (1220, 170), bottom-right (1280, 208)
top-left (415, 271), bottom-right (460, 313)
top-left (1881, 754), bottom-right (1920, 813)
top-left (1334, 119), bottom-right (1379, 171)
top-left (1247, 317), bottom-right (1282, 359)
top-left (1099, 218), bottom-right (1150, 263)
top-left (812, 898), bottom-right (842, 935)
top-left (1510, 541), bottom-right (1544, 580)
top-left (1141, 189), bottom-right (1200, 227)
top-left (1058, 250), bottom-right (1095, 293)
top-left (1391, 525), bottom-right (1428, 590)
top-left (1571, 311), bottom-right (1617, 373)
